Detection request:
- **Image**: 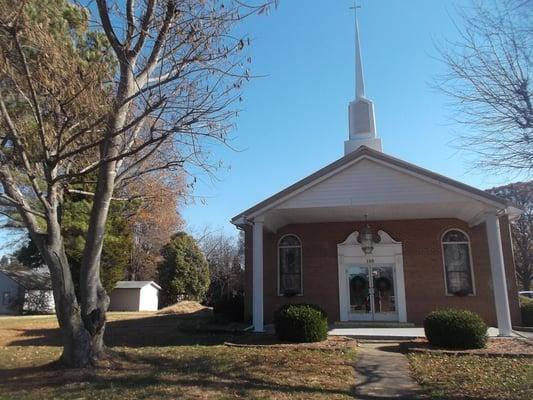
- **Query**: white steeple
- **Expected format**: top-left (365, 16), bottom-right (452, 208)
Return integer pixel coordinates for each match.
top-left (354, 4), bottom-right (365, 100)
top-left (345, 4), bottom-right (382, 155)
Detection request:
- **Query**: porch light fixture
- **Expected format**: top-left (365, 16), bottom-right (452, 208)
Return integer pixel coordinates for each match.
top-left (360, 215), bottom-right (374, 255)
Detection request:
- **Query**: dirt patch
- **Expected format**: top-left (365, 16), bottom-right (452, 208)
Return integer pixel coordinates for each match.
top-left (157, 301), bottom-right (210, 315)
top-left (402, 338), bottom-right (533, 357)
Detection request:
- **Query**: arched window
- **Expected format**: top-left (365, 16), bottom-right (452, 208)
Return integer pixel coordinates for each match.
top-left (278, 235), bottom-right (302, 296)
top-left (441, 229), bottom-right (474, 296)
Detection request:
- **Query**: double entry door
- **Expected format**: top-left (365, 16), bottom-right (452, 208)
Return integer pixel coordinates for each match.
top-left (347, 264), bottom-right (398, 321)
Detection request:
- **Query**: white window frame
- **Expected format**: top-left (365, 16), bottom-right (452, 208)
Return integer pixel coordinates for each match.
top-left (277, 234), bottom-right (303, 296)
top-left (441, 228), bottom-right (476, 296)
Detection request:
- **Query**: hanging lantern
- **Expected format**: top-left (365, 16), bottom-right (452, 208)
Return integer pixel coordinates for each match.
top-left (360, 215), bottom-right (374, 255)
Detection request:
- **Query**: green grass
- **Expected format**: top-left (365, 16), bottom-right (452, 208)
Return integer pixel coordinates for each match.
top-left (408, 353), bottom-right (533, 400)
top-left (0, 312), bottom-right (357, 399)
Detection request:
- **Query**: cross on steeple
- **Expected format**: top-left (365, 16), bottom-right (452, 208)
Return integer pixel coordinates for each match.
top-left (350, 2), bottom-right (365, 100)
top-left (349, 2), bottom-right (361, 17)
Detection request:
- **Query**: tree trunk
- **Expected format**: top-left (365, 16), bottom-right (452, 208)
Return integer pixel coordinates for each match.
top-left (77, 117), bottom-right (120, 357)
top-left (78, 63), bottom-right (134, 350)
top-left (39, 241), bottom-right (104, 367)
top-left (78, 162), bottom-right (113, 357)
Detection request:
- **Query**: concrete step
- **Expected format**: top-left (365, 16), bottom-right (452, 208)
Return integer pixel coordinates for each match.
top-left (333, 321), bottom-right (416, 328)
top-left (513, 326), bottom-right (533, 333)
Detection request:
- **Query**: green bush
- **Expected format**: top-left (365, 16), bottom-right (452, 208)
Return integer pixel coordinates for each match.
top-left (521, 303), bottom-right (533, 327)
top-left (424, 308), bottom-right (487, 349)
top-left (274, 304), bottom-right (328, 343)
top-left (213, 294), bottom-right (244, 322)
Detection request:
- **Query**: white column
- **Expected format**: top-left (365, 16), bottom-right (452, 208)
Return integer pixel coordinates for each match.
top-left (252, 217), bottom-right (264, 332)
top-left (395, 254), bottom-right (408, 323)
top-left (485, 212), bottom-right (513, 336)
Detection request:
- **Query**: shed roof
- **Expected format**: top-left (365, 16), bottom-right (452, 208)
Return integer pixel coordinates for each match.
top-left (114, 281), bottom-right (161, 290)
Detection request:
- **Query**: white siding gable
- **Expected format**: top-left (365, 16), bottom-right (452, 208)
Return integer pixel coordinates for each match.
top-left (278, 158), bottom-right (470, 209)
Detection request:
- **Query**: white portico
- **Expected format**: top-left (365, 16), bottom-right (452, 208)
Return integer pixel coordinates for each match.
top-left (233, 145), bottom-right (521, 335)
top-left (231, 8), bottom-right (521, 336)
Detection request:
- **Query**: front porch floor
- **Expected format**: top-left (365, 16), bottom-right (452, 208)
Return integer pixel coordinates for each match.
top-left (328, 327), bottom-right (520, 340)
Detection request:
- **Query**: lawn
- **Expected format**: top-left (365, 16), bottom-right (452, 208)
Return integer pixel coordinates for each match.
top-left (408, 352), bottom-right (533, 400)
top-left (0, 312), bottom-right (357, 399)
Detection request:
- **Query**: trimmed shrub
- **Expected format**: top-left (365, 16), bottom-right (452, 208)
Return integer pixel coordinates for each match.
top-left (521, 303), bottom-right (533, 327)
top-left (213, 294), bottom-right (244, 322)
top-left (274, 303), bottom-right (328, 343)
top-left (424, 308), bottom-right (487, 349)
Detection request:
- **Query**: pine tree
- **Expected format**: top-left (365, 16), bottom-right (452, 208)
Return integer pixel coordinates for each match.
top-left (158, 232), bottom-right (210, 306)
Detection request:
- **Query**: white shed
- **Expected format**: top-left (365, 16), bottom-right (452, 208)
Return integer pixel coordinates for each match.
top-left (108, 281), bottom-right (161, 312)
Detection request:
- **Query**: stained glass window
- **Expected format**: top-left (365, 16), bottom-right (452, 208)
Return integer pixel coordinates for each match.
top-left (442, 230), bottom-right (474, 295)
top-left (279, 235), bottom-right (302, 295)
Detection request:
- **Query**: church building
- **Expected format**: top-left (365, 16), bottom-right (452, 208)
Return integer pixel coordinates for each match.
top-left (231, 12), bottom-right (522, 335)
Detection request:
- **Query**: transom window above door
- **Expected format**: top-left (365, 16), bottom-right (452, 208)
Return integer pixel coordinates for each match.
top-left (278, 234), bottom-right (303, 296)
top-left (441, 229), bottom-right (475, 296)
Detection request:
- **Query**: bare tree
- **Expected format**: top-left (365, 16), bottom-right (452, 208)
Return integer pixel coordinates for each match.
top-left (197, 228), bottom-right (243, 305)
top-left (0, 0), bottom-right (274, 367)
top-left (437, 0), bottom-right (533, 173)
top-left (126, 171), bottom-right (186, 280)
top-left (488, 181), bottom-right (533, 290)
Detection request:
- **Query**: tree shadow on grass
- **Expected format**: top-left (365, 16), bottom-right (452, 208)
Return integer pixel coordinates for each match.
top-left (4, 311), bottom-right (240, 347)
top-left (0, 347), bottom-right (355, 399)
top-left (4, 310), bottom-right (312, 349)
top-left (1, 312), bottom-right (362, 398)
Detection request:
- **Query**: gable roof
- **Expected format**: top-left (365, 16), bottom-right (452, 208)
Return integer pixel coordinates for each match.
top-left (0, 267), bottom-right (52, 290)
top-left (114, 281), bottom-right (161, 290)
top-left (231, 146), bottom-right (513, 224)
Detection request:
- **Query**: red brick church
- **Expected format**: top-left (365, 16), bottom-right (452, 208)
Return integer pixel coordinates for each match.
top-left (231, 12), bottom-right (521, 335)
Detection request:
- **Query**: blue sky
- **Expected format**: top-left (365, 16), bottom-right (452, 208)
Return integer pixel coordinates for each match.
top-left (0, 1), bottom-right (518, 256)
top-left (182, 0), bottom-right (517, 237)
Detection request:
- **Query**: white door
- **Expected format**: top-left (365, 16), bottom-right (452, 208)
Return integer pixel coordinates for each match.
top-left (346, 264), bottom-right (398, 321)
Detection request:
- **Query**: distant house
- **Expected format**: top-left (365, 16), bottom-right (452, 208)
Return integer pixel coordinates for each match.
top-left (0, 267), bottom-right (54, 315)
top-left (108, 281), bottom-right (161, 312)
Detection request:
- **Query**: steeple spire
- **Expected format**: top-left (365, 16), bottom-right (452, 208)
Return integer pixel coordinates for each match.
top-left (352, 3), bottom-right (365, 99)
top-left (345, 2), bottom-right (382, 154)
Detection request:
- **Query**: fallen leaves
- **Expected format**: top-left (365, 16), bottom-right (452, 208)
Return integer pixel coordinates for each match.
top-left (408, 353), bottom-right (533, 400)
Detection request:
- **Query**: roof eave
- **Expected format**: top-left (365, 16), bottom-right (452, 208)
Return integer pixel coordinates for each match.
top-left (231, 146), bottom-right (511, 224)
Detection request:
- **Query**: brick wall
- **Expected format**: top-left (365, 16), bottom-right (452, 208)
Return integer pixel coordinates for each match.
top-left (243, 217), bottom-right (521, 327)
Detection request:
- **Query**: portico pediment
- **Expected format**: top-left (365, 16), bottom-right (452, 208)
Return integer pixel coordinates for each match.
top-left (231, 146), bottom-right (518, 231)
top-left (278, 158), bottom-right (472, 209)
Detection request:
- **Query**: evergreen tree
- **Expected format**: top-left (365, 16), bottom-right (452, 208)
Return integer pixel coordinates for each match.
top-left (16, 194), bottom-right (132, 294)
top-left (158, 232), bottom-right (210, 306)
